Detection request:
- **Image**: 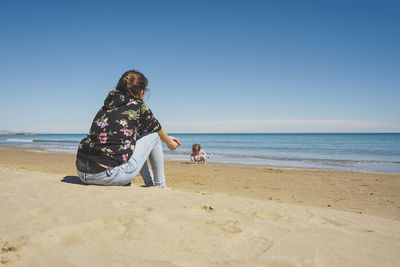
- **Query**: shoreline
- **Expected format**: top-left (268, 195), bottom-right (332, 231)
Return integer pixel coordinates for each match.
top-left (1, 145), bottom-right (399, 175)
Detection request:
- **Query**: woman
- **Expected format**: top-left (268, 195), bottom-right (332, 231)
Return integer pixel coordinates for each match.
top-left (76, 70), bottom-right (181, 187)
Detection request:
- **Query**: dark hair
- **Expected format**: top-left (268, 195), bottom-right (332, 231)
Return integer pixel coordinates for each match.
top-left (192, 144), bottom-right (201, 153)
top-left (116, 70), bottom-right (148, 98)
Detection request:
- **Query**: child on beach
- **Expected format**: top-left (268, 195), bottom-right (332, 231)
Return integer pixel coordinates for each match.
top-left (190, 144), bottom-right (209, 164)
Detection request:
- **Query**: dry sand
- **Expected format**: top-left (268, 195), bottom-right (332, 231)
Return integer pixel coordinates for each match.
top-left (1, 146), bottom-right (400, 266)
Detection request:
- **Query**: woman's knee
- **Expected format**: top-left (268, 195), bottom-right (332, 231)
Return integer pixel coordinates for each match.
top-left (139, 132), bottom-right (159, 141)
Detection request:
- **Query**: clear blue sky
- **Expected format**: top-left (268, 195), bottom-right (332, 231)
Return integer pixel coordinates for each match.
top-left (1, 0), bottom-right (399, 133)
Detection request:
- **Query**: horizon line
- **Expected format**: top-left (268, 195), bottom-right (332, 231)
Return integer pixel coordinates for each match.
top-left (2, 132), bottom-right (400, 135)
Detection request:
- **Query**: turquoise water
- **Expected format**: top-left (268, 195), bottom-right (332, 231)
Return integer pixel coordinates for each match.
top-left (1, 133), bottom-right (399, 173)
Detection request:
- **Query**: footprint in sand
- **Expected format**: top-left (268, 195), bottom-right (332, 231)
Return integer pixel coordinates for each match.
top-left (1, 241), bottom-right (20, 264)
top-left (59, 233), bottom-right (82, 246)
top-left (206, 220), bottom-right (242, 234)
top-left (1, 242), bottom-right (18, 253)
top-left (229, 237), bottom-right (273, 259)
top-left (255, 210), bottom-right (284, 221)
top-left (255, 209), bottom-right (315, 224)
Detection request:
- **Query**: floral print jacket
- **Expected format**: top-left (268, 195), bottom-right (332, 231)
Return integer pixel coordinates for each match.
top-left (76, 90), bottom-right (161, 173)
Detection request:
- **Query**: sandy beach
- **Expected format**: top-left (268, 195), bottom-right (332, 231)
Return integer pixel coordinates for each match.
top-left (1, 146), bottom-right (400, 266)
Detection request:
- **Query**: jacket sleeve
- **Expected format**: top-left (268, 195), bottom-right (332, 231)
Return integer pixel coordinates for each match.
top-left (138, 103), bottom-right (162, 134)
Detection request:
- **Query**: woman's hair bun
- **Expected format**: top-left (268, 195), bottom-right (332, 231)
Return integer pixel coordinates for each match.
top-left (116, 70), bottom-right (148, 97)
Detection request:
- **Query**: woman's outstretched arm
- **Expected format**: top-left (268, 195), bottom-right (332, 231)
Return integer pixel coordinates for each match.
top-left (158, 128), bottom-right (182, 151)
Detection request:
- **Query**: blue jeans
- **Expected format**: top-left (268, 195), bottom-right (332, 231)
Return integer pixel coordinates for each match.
top-left (76, 133), bottom-right (165, 188)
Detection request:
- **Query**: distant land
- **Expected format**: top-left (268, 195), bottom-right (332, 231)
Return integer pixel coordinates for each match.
top-left (0, 132), bottom-right (36, 135)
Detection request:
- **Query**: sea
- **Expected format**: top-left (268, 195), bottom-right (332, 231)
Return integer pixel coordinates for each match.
top-left (1, 133), bottom-right (399, 173)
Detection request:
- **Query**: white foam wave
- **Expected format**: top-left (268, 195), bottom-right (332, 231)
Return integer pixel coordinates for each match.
top-left (6, 139), bottom-right (33, 143)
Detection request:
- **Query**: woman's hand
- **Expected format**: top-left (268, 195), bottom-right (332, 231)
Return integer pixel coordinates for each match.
top-left (166, 136), bottom-right (181, 151)
top-left (158, 128), bottom-right (182, 151)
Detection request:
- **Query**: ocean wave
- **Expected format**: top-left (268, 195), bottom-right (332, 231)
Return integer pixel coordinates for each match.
top-left (32, 139), bottom-right (79, 143)
top-left (5, 138), bottom-right (79, 143)
top-left (33, 144), bottom-right (77, 149)
top-left (6, 139), bottom-right (33, 142)
top-left (248, 155), bottom-right (400, 165)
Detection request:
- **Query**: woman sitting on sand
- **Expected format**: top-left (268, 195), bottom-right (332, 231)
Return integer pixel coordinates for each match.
top-left (76, 70), bottom-right (181, 188)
